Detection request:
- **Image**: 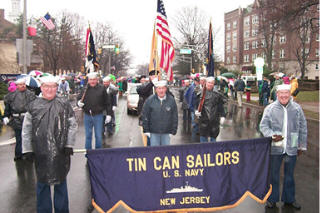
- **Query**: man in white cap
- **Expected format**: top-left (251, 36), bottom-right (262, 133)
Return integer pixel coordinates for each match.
top-left (58, 76), bottom-right (70, 96)
top-left (22, 74), bottom-right (78, 213)
top-left (260, 84), bottom-right (307, 210)
top-left (3, 76), bottom-right (36, 161)
top-left (142, 80), bottom-right (178, 146)
top-left (77, 72), bottom-right (111, 149)
top-left (195, 77), bottom-right (227, 142)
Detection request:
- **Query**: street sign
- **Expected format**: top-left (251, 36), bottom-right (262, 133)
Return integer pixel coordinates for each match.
top-left (254, 57), bottom-right (264, 81)
top-left (179, 49), bottom-right (192, 54)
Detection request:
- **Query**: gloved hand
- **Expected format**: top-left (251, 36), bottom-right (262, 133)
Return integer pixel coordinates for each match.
top-left (3, 117), bottom-right (9, 125)
top-left (220, 117), bottom-right (225, 125)
top-left (105, 115), bottom-right (112, 124)
top-left (23, 152), bottom-right (34, 162)
top-left (112, 106), bottom-right (117, 111)
top-left (195, 110), bottom-right (201, 117)
top-left (272, 135), bottom-right (284, 142)
top-left (64, 147), bottom-right (73, 156)
top-left (77, 100), bottom-right (84, 107)
top-left (144, 132), bottom-right (150, 138)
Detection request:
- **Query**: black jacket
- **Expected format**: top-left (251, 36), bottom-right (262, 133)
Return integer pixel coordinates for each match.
top-left (142, 94), bottom-right (178, 135)
top-left (77, 84), bottom-right (111, 115)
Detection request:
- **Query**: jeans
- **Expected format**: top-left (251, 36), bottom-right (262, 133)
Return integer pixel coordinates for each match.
top-left (237, 91), bottom-right (243, 107)
top-left (150, 133), bottom-right (170, 146)
top-left (268, 154), bottom-right (297, 203)
top-left (200, 136), bottom-right (216, 143)
top-left (263, 92), bottom-right (269, 106)
top-left (14, 129), bottom-right (22, 157)
top-left (84, 113), bottom-right (103, 149)
top-left (191, 112), bottom-right (199, 142)
top-left (37, 180), bottom-right (69, 213)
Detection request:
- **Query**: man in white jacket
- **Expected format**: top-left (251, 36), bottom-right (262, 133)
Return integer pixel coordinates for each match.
top-left (260, 84), bottom-right (307, 210)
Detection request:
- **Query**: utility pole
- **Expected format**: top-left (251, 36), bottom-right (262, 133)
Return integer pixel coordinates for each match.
top-left (22, 0), bottom-right (27, 73)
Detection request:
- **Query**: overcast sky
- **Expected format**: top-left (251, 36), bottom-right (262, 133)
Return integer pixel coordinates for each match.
top-left (2, 0), bottom-right (253, 66)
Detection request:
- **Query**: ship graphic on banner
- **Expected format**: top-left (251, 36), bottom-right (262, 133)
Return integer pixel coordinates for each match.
top-left (166, 182), bottom-right (203, 194)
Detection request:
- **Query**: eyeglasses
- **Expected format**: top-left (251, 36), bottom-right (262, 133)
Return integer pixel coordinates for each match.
top-left (42, 85), bottom-right (58, 89)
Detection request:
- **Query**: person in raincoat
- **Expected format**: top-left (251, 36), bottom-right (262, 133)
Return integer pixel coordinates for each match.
top-left (22, 75), bottom-right (78, 213)
top-left (3, 77), bottom-right (36, 161)
top-left (290, 75), bottom-right (299, 100)
top-left (195, 77), bottom-right (227, 142)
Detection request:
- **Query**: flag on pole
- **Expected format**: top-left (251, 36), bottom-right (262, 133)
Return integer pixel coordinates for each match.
top-left (156, 0), bottom-right (174, 81)
top-left (40, 13), bottom-right (55, 30)
top-left (149, 23), bottom-right (159, 73)
top-left (207, 21), bottom-right (214, 77)
top-left (85, 27), bottom-right (99, 72)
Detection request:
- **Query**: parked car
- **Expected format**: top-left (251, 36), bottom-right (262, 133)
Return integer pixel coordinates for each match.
top-left (126, 83), bottom-right (141, 115)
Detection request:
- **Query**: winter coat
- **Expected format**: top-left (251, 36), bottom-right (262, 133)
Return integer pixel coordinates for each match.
top-left (22, 96), bottom-right (78, 184)
top-left (4, 89), bottom-right (36, 130)
top-left (142, 94), bottom-right (178, 135)
top-left (259, 98), bottom-right (307, 155)
top-left (199, 89), bottom-right (227, 138)
top-left (234, 79), bottom-right (245, 92)
top-left (137, 82), bottom-right (154, 115)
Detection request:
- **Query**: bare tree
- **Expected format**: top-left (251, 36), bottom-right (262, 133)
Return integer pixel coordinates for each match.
top-left (173, 6), bottom-right (219, 75)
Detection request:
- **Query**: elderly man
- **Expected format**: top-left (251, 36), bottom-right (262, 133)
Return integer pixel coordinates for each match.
top-left (260, 84), bottom-right (307, 210)
top-left (195, 77), bottom-right (227, 142)
top-left (142, 80), bottom-right (178, 146)
top-left (22, 74), bottom-right (78, 213)
top-left (77, 72), bottom-right (111, 149)
top-left (3, 77), bottom-right (36, 161)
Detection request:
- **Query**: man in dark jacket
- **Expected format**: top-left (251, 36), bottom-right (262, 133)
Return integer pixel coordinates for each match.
top-left (234, 75), bottom-right (245, 107)
top-left (3, 77), bottom-right (36, 161)
top-left (22, 75), bottom-right (78, 213)
top-left (195, 77), bottom-right (227, 142)
top-left (77, 72), bottom-right (111, 149)
top-left (142, 80), bottom-right (178, 146)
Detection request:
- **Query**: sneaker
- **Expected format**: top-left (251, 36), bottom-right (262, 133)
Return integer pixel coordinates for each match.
top-left (284, 201), bottom-right (301, 210)
top-left (266, 201), bottom-right (276, 208)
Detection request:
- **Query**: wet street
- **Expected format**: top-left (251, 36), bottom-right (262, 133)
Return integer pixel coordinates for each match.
top-left (0, 87), bottom-right (318, 213)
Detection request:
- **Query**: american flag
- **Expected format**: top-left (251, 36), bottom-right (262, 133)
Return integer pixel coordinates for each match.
top-left (156, 0), bottom-right (174, 81)
top-left (40, 13), bottom-right (55, 30)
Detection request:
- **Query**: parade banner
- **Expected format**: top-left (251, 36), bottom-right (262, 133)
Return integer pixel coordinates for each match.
top-left (86, 137), bottom-right (272, 213)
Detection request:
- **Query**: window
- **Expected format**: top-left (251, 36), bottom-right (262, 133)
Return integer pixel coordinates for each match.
top-left (244, 31), bottom-right (250, 38)
top-left (244, 55), bottom-right (250, 63)
top-left (252, 53), bottom-right (258, 61)
top-left (280, 35), bottom-right (286, 44)
top-left (252, 29), bottom-right (258, 36)
top-left (252, 41), bottom-right (258, 49)
top-left (302, 48), bottom-right (309, 54)
top-left (272, 50), bottom-right (275, 59)
top-left (316, 49), bottom-right (319, 57)
top-left (232, 43), bottom-right (237, 52)
top-left (305, 37), bottom-right (310, 43)
top-left (315, 63), bottom-right (319, 70)
top-left (226, 45), bottom-right (231, 53)
top-left (226, 23), bottom-right (231, 30)
top-left (244, 42), bottom-right (250, 50)
top-left (233, 21), bottom-right (237, 29)
top-left (244, 17), bottom-right (250, 26)
top-left (252, 15), bottom-right (259, 24)
top-left (261, 39), bottom-right (265, 48)
top-left (226, 33), bottom-right (231, 41)
top-left (280, 49), bottom-right (285, 58)
top-left (233, 56), bottom-right (237, 63)
top-left (316, 34), bottom-right (319, 41)
top-left (232, 32), bottom-right (237, 40)
top-left (262, 52), bottom-right (266, 59)
top-left (226, 57), bottom-right (230, 64)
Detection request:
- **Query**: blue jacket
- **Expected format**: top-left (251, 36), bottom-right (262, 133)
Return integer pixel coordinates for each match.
top-left (142, 94), bottom-right (178, 135)
top-left (259, 98), bottom-right (307, 155)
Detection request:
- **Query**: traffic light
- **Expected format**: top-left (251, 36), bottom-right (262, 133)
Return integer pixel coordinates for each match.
top-left (115, 44), bottom-right (120, 55)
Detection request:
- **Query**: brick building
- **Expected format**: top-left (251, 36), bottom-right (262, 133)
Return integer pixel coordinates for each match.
top-left (224, 0), bottom-right (319, 79)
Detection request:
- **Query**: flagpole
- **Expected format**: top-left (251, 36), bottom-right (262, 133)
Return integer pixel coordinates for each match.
top-left (22, 0), bottom-right (27, 73)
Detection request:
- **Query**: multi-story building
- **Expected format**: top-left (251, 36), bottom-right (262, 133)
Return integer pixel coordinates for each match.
top-left (224, 0), bottom-right (319, 79)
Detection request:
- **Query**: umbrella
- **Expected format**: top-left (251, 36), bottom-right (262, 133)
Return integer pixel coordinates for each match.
top-left (28, 70), bottom-right (43, 77)
top-left (17, 74), bottom-right (41, 87)
top-left (217, 75), bottom-right (228, 82)
top-left (221, 72), bottom-right (236, 78)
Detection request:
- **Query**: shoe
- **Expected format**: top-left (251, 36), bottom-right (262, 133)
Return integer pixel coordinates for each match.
top-left (284, 201), bottom-right (301, 210)
top-left (266, 201), bottom-right (276, 208)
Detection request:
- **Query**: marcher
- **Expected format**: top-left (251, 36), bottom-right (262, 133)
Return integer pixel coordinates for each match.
top-left (58, 76), bottom-right (70, 96)
top-left (180, 79), bottom-right (191, 122)
top-left (195, 77), bottom-right (226, 142)
top-left (290, 75), bottom-right (299, 100)
top-left (3, 77), bottom-right (36, 161)
top-left (262, 76), bottom-right (270, 106)
top-left (77, 72), bottom-right (111, 149)
top-left (259, 84), bottom-right (307, 210)
top-left (102, 76), bottom-right (118, 136)
top-left (270, 74), bottom-right (283, 101)
top-left (245, 83), bottom-right (251, 102)
top-left (142, 80), bottom-right (178, 146)
top-left (22, 75), bottom-right (78, 213)
top-left (234, 75), bottom-right (245, 107)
